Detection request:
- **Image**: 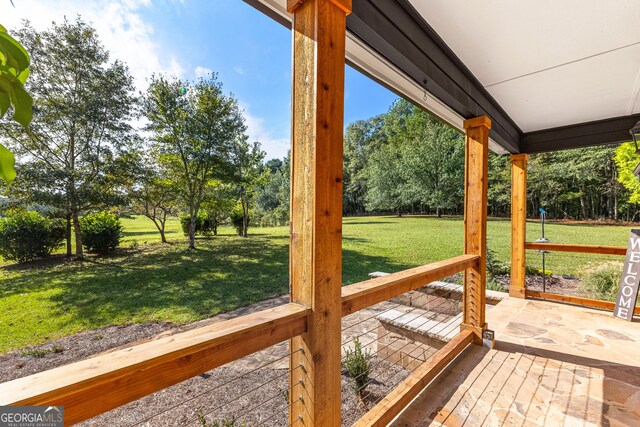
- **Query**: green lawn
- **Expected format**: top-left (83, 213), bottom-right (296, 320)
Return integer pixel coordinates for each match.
top-left (0, 215), bottom-right (632, 353)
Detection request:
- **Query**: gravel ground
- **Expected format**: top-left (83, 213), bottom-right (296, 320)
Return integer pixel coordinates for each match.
top-left (1, 296), bottom-right (410, 426)
top-left (80, 355), bottom-right (407, 427)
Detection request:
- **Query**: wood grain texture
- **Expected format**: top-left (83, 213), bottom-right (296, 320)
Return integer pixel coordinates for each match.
top-left (462, 116), bottom-right (491, 338)
top-left (289, 0), bottom-right (348, 424)
top-left (525, 290), bottom-right (640, 315)
top-left (287, 0), bottom-right (351, 13)
top-left (524, 242), bottom-right (627, 256)
top-left (352, 329), bottom-right (474, 427)
top-left (0, 303), bottom-right (309, 425)
top-left (510, 154), bottom-right (528, 298)
top-left (341, 254), bottom-right (479, 316)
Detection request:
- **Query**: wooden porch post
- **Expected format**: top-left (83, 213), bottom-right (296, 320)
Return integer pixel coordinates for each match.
top-left (461, 116), bottom-right (491, 342)
top-left (288, 0), bottom-right (351, 425)
top-left (510, 154), bottom-right (528, 298)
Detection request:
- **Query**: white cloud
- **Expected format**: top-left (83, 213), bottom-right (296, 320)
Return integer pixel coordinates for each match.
top-left (1, 0), bottom-right (184, 90)
top-left (241, 102), bottom-right (290, 160)
top-left (233, 66), bottom-right (246, 76)
top-left (194, 66), bottom-right (213, 79)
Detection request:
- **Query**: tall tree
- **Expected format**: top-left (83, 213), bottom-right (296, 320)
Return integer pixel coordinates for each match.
top-left (231, 136), bottom-right (265, 237)
top-left (0, 19), bottom-right (137, 257)
top-left (142, 73), bottom-right (244, 249)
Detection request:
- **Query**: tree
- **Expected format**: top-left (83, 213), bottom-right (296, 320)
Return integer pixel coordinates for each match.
top-left (256, 153), bottom-right (290, 226)
top-left (343, 117), bottom-right (384, 215)
top-left (143, 73), bottom-right (244, 249)
top-left (400, 107), bottom-right (464, 217)
top-left (615, 142), bottom-right (640, 209)
top-left (130, 158), bottom-right (176, 243)
top-left (1, 19), bottom-right (137, 257)
top-left (365, 142), bottom-right (411, 216)
top-left (231, 136), bottom-right (265, 237)
top-left (0, 23), bottom-right (33, 184)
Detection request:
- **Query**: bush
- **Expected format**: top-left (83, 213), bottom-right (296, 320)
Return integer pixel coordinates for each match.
top-left (80, 211), bottom-right (123, 253)
top-left (230, 204), bottom-right (250, 236)
top-left (486, 246), bottom-right (509, 277)
top-left (344, 337), bottom-right (372, 399)
top-left (180, 213), bottom-right (216, 236)
top-left (0, 210), bottom-right (65, 262)
top-left (580, 262), bottom-right (622, 302)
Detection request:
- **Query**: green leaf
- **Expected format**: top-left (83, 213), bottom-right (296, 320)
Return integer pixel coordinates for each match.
top-left (16, 66), bottom-right (29, 84)
top-left (0, 142), bottom-right (16, 184)
top-left (0, 31), bottom-right (30, 72)
top-left (0, 91), bottom-right (9, 116)
top-left (8, 80), bottom-right (32, 127)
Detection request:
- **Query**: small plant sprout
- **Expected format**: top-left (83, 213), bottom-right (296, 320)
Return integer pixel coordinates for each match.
top-left (344, 337), bottom-right (372, 403)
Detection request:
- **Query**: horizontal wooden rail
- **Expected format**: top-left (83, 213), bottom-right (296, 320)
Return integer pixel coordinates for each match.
top-left (341, 254), bottom-right (479, 316)
top-left (353, 328), bottom-right (475, 427)
top-left (525, 290), bottom-right (640, 315)
top-left (0, 303), bottom-right (309, 425)
top-left (524, 242), bottom-right (626, 256)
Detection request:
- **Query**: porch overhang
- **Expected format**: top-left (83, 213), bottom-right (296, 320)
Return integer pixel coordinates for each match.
top-left (244, 0), bottom-right (640, 154)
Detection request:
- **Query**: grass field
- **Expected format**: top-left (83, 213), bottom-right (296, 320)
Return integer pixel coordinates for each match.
top-left (0, 215), bottom-right (632, 353)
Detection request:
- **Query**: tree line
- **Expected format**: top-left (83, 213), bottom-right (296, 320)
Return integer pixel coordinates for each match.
top-left (257, 98), bottom-right (640, 223)
top-left (3, 18), bottom-right (640, 264)
top-left (0, 18), bottom-right (269, 257)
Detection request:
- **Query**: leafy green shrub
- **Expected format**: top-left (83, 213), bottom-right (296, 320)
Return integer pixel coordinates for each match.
top-left (486, 246), bottom-right (509, 277)
top-left (580, 262), bottom-right (622, 302)
top-left (180, 213), bottom-right (216, 236)
top-left (486, 277), bottom-right (505, 292)
top-left (344, 337), bottom-right (372, 399)
top-left (0, 210), bottom-right (65, 262)
top-left (230, 204), bottom-right (250, 236)
top-left (80, 211), bottom-right (123, 253)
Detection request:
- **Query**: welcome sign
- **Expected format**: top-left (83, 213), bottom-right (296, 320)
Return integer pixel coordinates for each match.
top-left (614, 229), bottom-right (640, 321)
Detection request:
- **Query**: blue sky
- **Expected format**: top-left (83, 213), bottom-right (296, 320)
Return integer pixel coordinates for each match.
top-left (1, 0), bottom-right (398, 160)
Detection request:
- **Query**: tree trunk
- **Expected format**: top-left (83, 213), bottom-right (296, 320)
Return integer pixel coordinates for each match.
top-left (579, 194), bottom-right (588, 220)
top-left (436, 207), bottom-right (442, 218)
top-left (397, 207), bottom-right (402, 218)
top-left (71, 208), bottom-right (83, 258)
top-left (242, 200), bottom-right (249, 238)
top-left (189, 213), bottom-right (197, 250)
top-left (213, 220), bottom-right (218, 236)
top-left (66, 212), bottom-right (72, 257)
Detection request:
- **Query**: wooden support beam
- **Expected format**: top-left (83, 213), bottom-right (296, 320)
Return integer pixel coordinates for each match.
top-left (341, 254), bottom-right (479, 316)
top-left (288, 0), bottom-right (350, 425)
top-left (0, 303), bottom-right (309, 426)
top-left (524, 242), bottom-right (627, 256)
top-left (510, 153), bottom-right (528, 298)
top-left (525, 290), bottom-right (640, 315)
top-left (461, 116), bottom-right (491, 342)
top-left (352, 329), bottom-right (474, 427)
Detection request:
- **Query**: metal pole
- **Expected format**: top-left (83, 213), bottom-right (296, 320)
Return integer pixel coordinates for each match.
top-left (536, 208), bottom-right (549, 292)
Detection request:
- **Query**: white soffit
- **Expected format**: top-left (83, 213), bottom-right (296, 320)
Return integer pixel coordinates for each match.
top-left (249, 0), bottom-right (508, 153)
top-left (409, 0), bottom-right (640, 132)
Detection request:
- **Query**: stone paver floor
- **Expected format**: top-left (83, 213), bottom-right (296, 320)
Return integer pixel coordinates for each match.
top-left (392, 297), bottom-right (640, 427)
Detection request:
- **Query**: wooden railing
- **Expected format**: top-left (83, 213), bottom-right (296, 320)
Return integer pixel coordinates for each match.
top-left (0, 255), bottom-right (478, 426)
top-left (524, 242), bottom-right (626, 256)
top-left (522, 241), bottom-right (640, 314)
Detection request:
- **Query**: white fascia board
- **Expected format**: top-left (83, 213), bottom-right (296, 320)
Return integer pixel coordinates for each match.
top-left (253, 0), bottom-right (508, 154)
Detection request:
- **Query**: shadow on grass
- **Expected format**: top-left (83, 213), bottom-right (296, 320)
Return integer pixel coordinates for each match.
top-left (1, 234), bottom-right (414, 340)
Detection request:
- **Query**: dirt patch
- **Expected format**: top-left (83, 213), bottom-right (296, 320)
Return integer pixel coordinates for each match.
top-left (494, 273), bottom-right (590, 297)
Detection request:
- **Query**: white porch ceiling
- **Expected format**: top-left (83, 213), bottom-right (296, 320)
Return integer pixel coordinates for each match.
top-left (408, 0), bottom-right (640, 132)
